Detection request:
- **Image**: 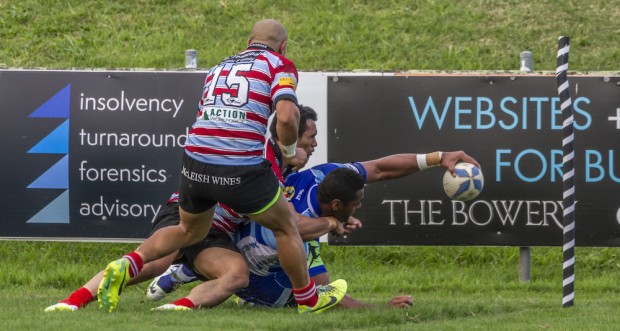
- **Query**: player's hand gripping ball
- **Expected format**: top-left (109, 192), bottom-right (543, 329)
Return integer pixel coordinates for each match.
top-left (442, 162), bottom-right (484, 201)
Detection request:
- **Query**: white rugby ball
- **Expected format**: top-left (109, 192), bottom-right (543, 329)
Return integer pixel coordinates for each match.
top-left (442, 162), bottom-right (484, 201)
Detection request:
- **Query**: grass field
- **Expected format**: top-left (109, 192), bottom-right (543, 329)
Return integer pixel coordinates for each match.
top-left (0, 242), bottom-right (620, 330)
top-left (2, 0), bottom-right (620, 330)
top-left (2, 242), bottom-right (619, 330)
top-left (1, 242), bottom-right (620, 330)
top-left (1, 0), bottom-right (620, 71)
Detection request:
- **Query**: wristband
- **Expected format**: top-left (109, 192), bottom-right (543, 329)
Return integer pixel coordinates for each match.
top-left (416, 151), bottom-right (443, 171)
top-left (281, 142), bottom-right (297, 158)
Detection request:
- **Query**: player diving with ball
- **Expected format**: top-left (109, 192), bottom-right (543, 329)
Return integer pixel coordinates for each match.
top-left (148, 150), bottom-right (480, 310)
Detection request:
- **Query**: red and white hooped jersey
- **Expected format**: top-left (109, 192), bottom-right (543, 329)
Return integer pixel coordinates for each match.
top-left (185, 43), bottom-right (298, 166)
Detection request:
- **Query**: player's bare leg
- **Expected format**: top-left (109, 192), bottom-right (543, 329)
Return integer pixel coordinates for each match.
top-left (98, 207), bottom-right (214, 312)
top-left (45, 252), bottom-right (178, 312)
top-left (136, 207), bottom-right (214, 261)
top-left (250, 193), bottom-right (309, 288)
top-left (250, 192), bottom-right (347, 314)
top-left (152, 247), bottom-right (248, 310)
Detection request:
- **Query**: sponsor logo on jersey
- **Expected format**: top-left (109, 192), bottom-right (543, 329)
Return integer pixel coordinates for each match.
top-left (278, 77), bottom-right (296, 89)
top-left (201, 106), bottom-right (247, 123)
top-left (283, 185), bottom-right (295, 200)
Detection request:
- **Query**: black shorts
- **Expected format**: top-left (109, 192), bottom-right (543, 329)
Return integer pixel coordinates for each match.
top-left (179, 153), bottom-right (281, 214)
top-left (149, 202), bottom-right (180, 236)
top-left (181, 227), bottom-right (240, 278)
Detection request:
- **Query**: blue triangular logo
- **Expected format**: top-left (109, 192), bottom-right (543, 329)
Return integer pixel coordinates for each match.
top-left (29, 84), bottom-right (71, 118)
top-left (27, 155), bottom-right (69, 189)
top-left (27, 190), bottom-right (70, 224)
top-left (28, 120), bottom-right (69, 154)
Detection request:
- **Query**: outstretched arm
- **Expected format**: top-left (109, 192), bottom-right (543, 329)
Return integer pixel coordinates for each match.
top-left (313, 272), bottom-right (413, 309)
top-left (341, 294), bottom-right (413, 308)
top-left (360, 150), bottom-right (480, 183)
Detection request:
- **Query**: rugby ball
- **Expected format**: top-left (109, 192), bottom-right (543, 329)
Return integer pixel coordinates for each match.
top-left (442, 162), bottom-right (484, 201)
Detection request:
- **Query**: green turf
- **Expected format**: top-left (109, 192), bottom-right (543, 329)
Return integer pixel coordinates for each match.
top-left (1, 0), bottom-right (619, 71)
top-left (2, 243), bottom-right (619, 330)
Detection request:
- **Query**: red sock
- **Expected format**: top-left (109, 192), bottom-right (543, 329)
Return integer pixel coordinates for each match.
top-left (123, 252), bottom-right (143, 277)
top-left (172, 297), bottom-right (195, 309)
top-left (60, 287), bottom-right (94, 308)
top-left (292, 279), bottom-right (318, 307)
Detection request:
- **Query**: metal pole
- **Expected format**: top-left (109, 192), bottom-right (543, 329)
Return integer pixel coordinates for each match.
top-left (518, 246), bottom-right (531, 282)
top-left (518, 50), bottom-right (532, 282)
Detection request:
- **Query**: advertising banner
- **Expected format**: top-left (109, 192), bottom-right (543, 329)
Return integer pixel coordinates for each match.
top-left (327, 75), bottom-right (620, 247)
top-left (0, 70), bottom-right (205, 240)
top-left (2, 70), bottom-right (619, 246)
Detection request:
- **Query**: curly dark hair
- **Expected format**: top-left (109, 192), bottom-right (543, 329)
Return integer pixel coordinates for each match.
top-left (269, 104), bottom-right (318, 139)
top-left (317, 168), bottom-right (364, 204)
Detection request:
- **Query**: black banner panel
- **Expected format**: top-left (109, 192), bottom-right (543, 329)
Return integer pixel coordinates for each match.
top-left (0, 70), bottom-right (205, 240)
top-left (327, 75), bottom-right (620, 247)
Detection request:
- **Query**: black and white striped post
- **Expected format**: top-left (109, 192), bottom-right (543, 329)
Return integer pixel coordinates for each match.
top-left (556, 36), bottom-right (575, 308)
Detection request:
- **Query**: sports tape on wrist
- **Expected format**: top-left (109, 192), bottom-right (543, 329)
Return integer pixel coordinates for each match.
top-left (281, 143), bottom-right (297, 158)
top-left (417, 151), bottom-right (443, 171)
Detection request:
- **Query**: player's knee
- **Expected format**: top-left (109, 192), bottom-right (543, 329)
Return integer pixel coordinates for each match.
top-left (233, 260), bottom-right (250, 288)
top-left (232, 273), bottom-right (250, 290)
top-left (178, 224), bottom-right (210, 245)
top-left (225, 269), bottom-right (250, 290)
